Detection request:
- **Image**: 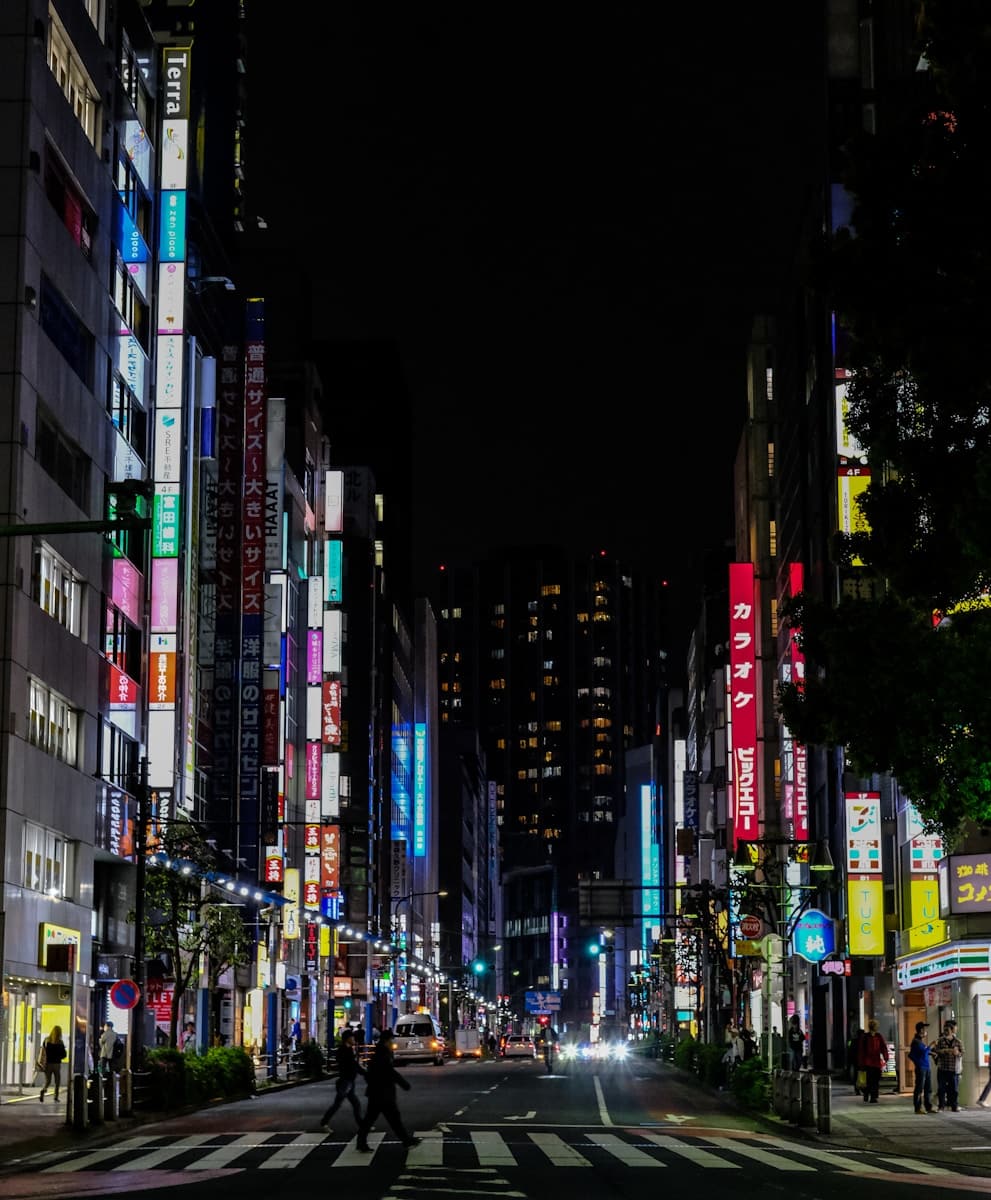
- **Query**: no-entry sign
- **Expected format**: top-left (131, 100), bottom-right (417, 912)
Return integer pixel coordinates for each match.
top-left (110, 978), bottom-right (141, 1010)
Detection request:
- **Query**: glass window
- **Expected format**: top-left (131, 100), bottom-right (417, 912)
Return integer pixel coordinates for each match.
top-left (23, 820), bottom-right (74, 899)
top-left (28, 677), bottom-right (79, 765)
top-left (33, 542), bottom-right (83, 635)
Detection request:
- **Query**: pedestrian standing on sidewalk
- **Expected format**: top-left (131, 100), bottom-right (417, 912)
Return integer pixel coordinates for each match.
top-left (787, 1014), bottom-right (806, 1070)
top-left (319, 1028), bottom-right (364, 1133)
top-left (908, 1021), bottom-right (934, 1113)
top-left (38, 1025), bottom-right (67, 1103)
top-left (857, 1018), bottom-right (887, 1103)
top-left (355, 1029), bottom-right (421, 1151)
top-left (934, 1019), bottom-right (964, 1111)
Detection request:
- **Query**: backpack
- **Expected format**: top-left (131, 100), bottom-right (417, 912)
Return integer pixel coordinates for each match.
top-left (111, 1036), bottom-right (125, 1064)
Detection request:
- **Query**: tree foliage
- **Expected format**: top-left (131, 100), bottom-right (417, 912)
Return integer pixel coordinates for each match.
top-left (136, 818), bottom-right (251, 1049)
top-left (778, 2), bottom-right (991, 840)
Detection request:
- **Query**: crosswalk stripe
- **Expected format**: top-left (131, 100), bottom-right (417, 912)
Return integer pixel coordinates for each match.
top-left (41, 1135), bottom-right (158, 1173)
top-left (406, 1132), bottom-right (443, 1164)
top-left (258, 1132), bottom-right (322, 1168)
top-left (186, 1132), bottom-right (261, 1169)
top-left (585, 1133), bottom-right (665, 1166)
top-left (528, 1132), bottom-right (592, 1165)
top-left (873, 1156), bottom-right (955, 1176)
top-left (111, 1133), bottom-right (217, 1171)
top-left (701, 1137), bottom-right (815, 1170)
top-left (640, 1133), bottom-right (739, 1167)
top-left (756, 1138), bottom-right (891, 1174)
top-left (471, 1130), bottom-right (516, 1165)
top-left (335, 1131), bottom-right (384, 1165)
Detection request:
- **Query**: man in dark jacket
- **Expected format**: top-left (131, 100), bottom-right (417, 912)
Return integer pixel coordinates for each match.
top-left (320, 1029), bottom-right (365, 1132)
top-left (355, 1029), bottom-right (421, 1151)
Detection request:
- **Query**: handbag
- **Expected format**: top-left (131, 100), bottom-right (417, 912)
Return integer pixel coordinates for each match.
top-left (856, 1068), bottom-right (867, 1089)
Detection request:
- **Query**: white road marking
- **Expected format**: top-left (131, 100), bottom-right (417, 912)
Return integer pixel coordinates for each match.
top-left (586, 1133), bottom-right (665, 1166)
top-left (186, 1133), bottom-right (260, 1169)
top-left (258, 1132), bottom-right (323, 1168)
top-left (702, 1136), bottom-right (814, 1170)
top-left (592, 1077), bottom-right (613, 1127)
top-left (528, 1132), bottom-right (591, 1166)
top-left (471, 1130), bottom-right (516, 1165)
top-left (640, 1133), bottom-right (738, 1168)
top-left (335, 1131), bottom-right (384, 1165)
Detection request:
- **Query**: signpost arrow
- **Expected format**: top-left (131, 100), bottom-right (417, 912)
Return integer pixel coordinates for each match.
top-left (505, 1111), bottom-right (537, 1121)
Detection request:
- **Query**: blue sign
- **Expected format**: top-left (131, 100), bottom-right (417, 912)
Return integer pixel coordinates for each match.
top-left (791, 907), bottom-right (836, 964)
top-left (525, 990), bottom-right (561, 1013)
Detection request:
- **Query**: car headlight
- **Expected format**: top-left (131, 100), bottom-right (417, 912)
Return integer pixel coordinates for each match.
top-left (610, 1043), bottom-right (629, 1060)
top-left (560, 1044), bottom-right (576, 1060)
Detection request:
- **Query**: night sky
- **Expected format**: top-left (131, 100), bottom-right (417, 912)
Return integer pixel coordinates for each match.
top-left (246, 4), bottom-right (824, 649)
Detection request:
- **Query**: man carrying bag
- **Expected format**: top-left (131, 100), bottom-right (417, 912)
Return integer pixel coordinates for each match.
top-left (320, 1028), bottom-right (364, 1133)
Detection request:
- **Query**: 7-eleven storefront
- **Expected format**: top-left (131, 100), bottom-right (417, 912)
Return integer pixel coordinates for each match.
top-left (896, 940), bottom-right (991, 1106)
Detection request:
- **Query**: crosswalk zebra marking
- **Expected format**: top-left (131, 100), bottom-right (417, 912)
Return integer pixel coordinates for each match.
top-left (406, 1132), bottom-right (444, 1165)
top-left (701, 1136), bottom-right (815, 1170)
top-left (40, 1134), bottom-right (207, 1173)
top-left (185, 1132), bottom-right (262, 1170)
top-left (258, 1132), bottom-right (322, 1168)
top-left (471, 1130), bottom-right (516, 1165)
top-left (640, 1133), bottom-right (738, 1167)
top-left (335, 1130), bottom-right (384, 1165)
top-left (757, 1138), bottom-right (903, 1174)
top-left (528, 1132), bottom-right (592, 1165)
top-left (585, 1132), bottom-right (665, 1166)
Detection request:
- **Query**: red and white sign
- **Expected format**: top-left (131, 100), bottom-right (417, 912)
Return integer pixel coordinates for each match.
top-left (729, 563), bottom-right (760, 842)
top-left (740, 914), bottom-right (763, 939)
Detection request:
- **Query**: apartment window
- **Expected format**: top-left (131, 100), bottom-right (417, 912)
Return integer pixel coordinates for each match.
top-left (29, 678), bottom-right (79, 765)
top-left (112, 252), bottom-right (149, 351)
top-left (44, 149), bottom-right (95, 259)
top-left (33, 543), bottom-right (83, 635)
top-left (47, 9), bottom-right (99, 146)
top-left (23, 820), bottom-right (74, 899)
top-left (39, 276), bottom-right (94, 388)
top-left (36, 406), bottom-right (90, 508)
top-left (98, 718), bottom-right (139, 791)
top-left (108, 372), bottom-right (148, 460)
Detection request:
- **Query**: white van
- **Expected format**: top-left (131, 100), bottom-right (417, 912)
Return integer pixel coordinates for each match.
top-left (391, 1013), bottom-right (446, 1065)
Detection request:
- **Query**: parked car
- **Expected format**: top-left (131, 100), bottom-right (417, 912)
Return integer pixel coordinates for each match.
top-left (391, 1013), bottom-right (446, 1065)
top-left (502, 1034), bottom-right (537, 1059)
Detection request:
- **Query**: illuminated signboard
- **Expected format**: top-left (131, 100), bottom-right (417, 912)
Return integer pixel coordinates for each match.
top-left (641, 783), bottom-right (660, 951)
top-left (847, 878), bottom-right (885, 955)
top-left (728, 562), bottom-right (759, 842)
top-left (414, 723), bottom-right (427, 857)
top-left (939, 854), bottom-right (991, 915)
top-left (325, 539), bottom-right (343, 604)
top-left (845, 792), bottom-right (882, 874)
top-left (907, 877), bottom-right (945, 950)
top-left (787, 562), bottom-right (808, 842)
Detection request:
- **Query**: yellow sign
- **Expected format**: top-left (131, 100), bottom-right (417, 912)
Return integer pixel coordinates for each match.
top-left (847, 879), bottom-right (885, 955)
top-left (283, 868), bottom-right (300, 941)
top-left (907, 878), bottom-right (946, 950)
top-left (38, 923), bottom-right (80, 970)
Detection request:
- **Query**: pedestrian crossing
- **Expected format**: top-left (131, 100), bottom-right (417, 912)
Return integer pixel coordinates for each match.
top-left (23, 1129), bottom-right (963, 1176)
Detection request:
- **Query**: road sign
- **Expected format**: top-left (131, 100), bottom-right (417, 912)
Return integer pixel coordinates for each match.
top-left (110, 978), bottom-right (140, 1010)
top-left (740, 914), bottom-right (763, 939)
top-left (525, 990), bottom-right (561, 1013)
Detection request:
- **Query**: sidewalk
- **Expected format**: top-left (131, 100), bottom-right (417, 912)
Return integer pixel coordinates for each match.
top-left (2, 1073), bottom-right (991, 1172)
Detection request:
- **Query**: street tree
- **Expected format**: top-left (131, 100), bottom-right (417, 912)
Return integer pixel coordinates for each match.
top-left (135, 818), bottom-right (251, 1048)
top-left (777, 1), bottom-right (991, 841)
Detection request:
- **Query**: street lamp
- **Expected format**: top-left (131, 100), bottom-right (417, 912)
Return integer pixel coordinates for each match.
top-left (390, 889), bottom-right (447, 1019)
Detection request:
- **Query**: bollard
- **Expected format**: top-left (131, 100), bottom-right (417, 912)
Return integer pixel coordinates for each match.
top-left (799, 1071), bottom-right (815, 1127)
top-left (70, 1072), bottom-right (87, 1132)
top-left (119, 1068), bottom-right (132, 1116)
top-left (103, 1072), bottom-right (119, 1122)
top-left (89, 1073), bottom-right (104, 1125)
top-left (816, 1073), bottom-right (832, 1133)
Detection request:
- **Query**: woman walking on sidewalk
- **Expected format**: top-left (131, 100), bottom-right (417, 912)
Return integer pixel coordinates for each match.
top-left (857, 1018), bottom-right (887, 1103)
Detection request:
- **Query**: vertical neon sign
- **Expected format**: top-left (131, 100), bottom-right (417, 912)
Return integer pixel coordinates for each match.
top-left (729, 563), bottom-right (760, 843)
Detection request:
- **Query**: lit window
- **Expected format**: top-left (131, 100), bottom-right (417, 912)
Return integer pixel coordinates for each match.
top-left (47, 8), bottom-right (99, 146)
top-left (23, 820), bottom-right (74, 898)
top-left (28, 678), bottom-right (79, 764)
top-left (33, 543), bottom-right (83, 635)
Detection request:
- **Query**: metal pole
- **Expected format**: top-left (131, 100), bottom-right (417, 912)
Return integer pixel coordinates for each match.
top-left (131, 756), bottom-right (149, 1064)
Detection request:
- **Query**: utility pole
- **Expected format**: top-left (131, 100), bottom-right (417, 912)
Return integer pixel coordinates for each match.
top-left (131, 755), bottom-right (150, 1063)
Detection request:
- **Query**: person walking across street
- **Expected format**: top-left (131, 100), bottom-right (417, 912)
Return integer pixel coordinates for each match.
top-left (320, 1028), bottom-right (365, 1132)
top-left (857, 1018), bottom-right (887, 1103)
top-left (38, 1025), bottom-right (67, 1102)
top-left (908, 1020), bottom-right (934, 1113)
top-left (355, 1029), bottom-right (421, 1151)
top-left (934, 1019), bottom-right (964, 1111)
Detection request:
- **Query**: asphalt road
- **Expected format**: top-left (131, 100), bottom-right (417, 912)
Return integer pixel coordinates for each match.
top-left (1, 1057), bottom-right (989, 1200)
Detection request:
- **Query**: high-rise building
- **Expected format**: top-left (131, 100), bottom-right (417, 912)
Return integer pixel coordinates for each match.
top-left (432, 547), bottom-right (667, 1034)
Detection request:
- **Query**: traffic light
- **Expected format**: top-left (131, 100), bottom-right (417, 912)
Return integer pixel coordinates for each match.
top-left (343, 997), bottom-right (353, 1012)
top-left (538, 1015), bottom-right (550, 1027)
top-left (472, 959), bottom-right (486, 974)
top-left (587, 938), bottom-right (602, 955)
